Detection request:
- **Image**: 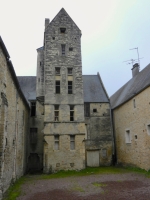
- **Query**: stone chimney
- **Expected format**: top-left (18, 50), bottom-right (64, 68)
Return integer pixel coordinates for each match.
top-left (45, 18), bottom-right (50, 30)
top-left (131, 63), bottom-right (139, 77)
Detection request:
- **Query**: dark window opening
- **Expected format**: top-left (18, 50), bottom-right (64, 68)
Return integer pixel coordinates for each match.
top-left (31, 102), bottom-right (36, 116)
top-left (54, 105), bottom-right (59, 121)
top-left (61, 44), bottom-right (66, 55)
top-left (68, 68), bottom-right (73, 75)
top-left (30, 128), bottom-right (37, 144)
top-left (135, 135), bottom-right (137, 139)
top-left (68, 81), bottom-right (73, 94)
top-left (40, 61), bottom-right (41, 66)
top-left (60, 28), bottom-right (66, 33)
top-left (84, 103), bottom-right (90, 117)
top-left (70, 105), bottom-right (74, 121)
top-left (5, 138), bottom-right (7, 146)
top-left (93, 109), bottom-right (97, 112)
top-left (56, 81), bottom-right (60, 93)
top-left (69, 47), bottom-right (73, 51)
top-left (55, 67), bottom-right (60, 75)
top-left (52, 37), bottom-right (55, 40)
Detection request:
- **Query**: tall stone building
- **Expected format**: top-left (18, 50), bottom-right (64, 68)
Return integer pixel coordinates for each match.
top-left (18, 8), bottom-right (113, 172)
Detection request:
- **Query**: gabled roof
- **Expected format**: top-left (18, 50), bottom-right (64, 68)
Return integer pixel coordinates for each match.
top-left (17, 76), bottom-right (36, 101)
top-left (46, 8), bottom-right (81, 32)
top-left (110, 64), bottom-right (150, 109)
top-left (17, 74), bottom-right (109, 103)
top-left (83, 74), bottom-right (109, 103)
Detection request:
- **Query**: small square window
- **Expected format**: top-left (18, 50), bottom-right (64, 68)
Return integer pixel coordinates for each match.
top-left (125, 130), bottom-right (131, 143)
top-left (69, 47), bottom-right (73, 51)
top-left (68, 68), bottom-right (73, 75)
top-left (93, 109), bottom-right (97, 112)
top-left (60, 28), bottom-right (66, 33)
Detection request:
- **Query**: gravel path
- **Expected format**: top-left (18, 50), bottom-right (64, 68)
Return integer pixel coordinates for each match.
top-left (17, 173), bottom-right (150, 200)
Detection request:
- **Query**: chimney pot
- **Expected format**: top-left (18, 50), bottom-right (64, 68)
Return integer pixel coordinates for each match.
top-left (131, 63), bottom-right (139, 77)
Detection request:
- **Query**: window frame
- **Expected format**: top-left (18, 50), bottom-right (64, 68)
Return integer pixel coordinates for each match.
top-left (54, 105), bottom-right (59, 121)
top-left (68, 81), bottom-right (73, 94)
top-left (61, 44), bottom-right (66, 56)
top-left (30, 101), bottom-right (36, 117)
top-left (70, 105), bottom-right (74, 121)
top-left (55, 80), bottom-right (60, 94)
top-left (55, 67), bottom-right (60, 75)
top-left (70, 135), bottom-right (75, 150)
top-left (125, 130), bottom-right (131, 144)
top-left (68, 68), bottom-right (73, 75)
top-left (54, 135), bottom-right (59, 150)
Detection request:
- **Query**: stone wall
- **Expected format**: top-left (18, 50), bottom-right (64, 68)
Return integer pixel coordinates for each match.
top-left (113, 87), bottom-right (150, 170)
top-left (85, 103), bottom-right (113, 166)
top-left (0, 42), bottom-right (29, 197)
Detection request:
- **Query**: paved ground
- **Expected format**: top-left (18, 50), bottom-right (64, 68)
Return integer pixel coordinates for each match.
top-left (17, 172), bottom-right (150, 200)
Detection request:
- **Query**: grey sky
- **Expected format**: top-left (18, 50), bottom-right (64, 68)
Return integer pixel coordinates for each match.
top-left (1, 0), bottom-right (150, 96)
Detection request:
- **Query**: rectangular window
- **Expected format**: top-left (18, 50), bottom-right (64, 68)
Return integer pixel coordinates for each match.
top-left (70, 105), bottom-right (74, 121)
top-left (68, 81), bottom-right (73, 94)
top-left (69, 47), bottom-right (73, 51)
top-left (125, 130), bottom-right (131, 143)
top-left (55, 67), bottom-right (60, 75)
top-left (56, 81), bottom-right (60, 93)
top-left (61, 44), bottom-right (66, 55)
top-left (93, 108), bottom-right (97, 112)
top-left (54, 105), bottom-right (59, 121)
top-left (84, 103), bottom-right (90, 117)
top-left (70, 135), bottom-right (75, 150)
top-left (31, 101), bottom-right (36, 116)
top-left (54, 135), bottom-right (59, 150)
top-left (60, 28), bottom-right (66, 33)
top-left (30, 128), bottom-right (37, 144)
top-left (68, 68), bottom-right (73, 75)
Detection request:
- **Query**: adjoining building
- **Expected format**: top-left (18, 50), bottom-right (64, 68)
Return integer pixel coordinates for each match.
top-left (110, 63), bottom-right (150, 171)
top-left (0, 37), bottom-right (29, 198)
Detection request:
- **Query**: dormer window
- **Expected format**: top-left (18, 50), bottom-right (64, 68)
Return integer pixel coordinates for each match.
top-left (60, 28), bottom-right (66, 33)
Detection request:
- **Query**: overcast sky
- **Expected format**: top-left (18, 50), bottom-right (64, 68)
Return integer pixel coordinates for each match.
top-left (1, 0), bottom-right (150, 96)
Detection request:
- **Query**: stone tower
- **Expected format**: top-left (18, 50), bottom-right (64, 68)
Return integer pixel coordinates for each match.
top-left (36, 8), bottom-right (86, 172)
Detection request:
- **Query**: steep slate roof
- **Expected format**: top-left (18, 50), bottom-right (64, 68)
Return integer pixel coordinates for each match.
top-left (110, 64), bottom-right (150, 109)
top-left (17, 76), bottom-right (36, 101)
top-left (17, 75), bottom-right (109, 103)
top-left (83, 75), bottom-right (109, 102)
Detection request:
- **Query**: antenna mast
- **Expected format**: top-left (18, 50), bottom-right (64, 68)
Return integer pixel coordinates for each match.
top-left (129, 47), bottom-right (140, 70)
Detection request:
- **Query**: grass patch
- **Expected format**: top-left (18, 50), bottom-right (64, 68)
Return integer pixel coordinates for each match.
top-left (93, 182), bottom-right (107, 187)
top-left (71, 185), bottom-right (85, 192)
top-left (40, 166), bottom-right (129, 180)
top-left (3, 176), bottom-right (28, 200)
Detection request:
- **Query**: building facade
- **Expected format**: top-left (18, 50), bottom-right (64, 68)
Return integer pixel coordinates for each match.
top-left (111, 63), bottom-right (150, 171)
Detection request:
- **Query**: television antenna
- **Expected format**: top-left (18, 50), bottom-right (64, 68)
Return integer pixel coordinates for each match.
top-left (129, 47), bottom-right (141, 70)
top-left (123, 58), bottom-right (143, 68)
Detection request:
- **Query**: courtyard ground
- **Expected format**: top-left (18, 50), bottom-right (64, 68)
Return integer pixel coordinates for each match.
top-left (4, 167), bottom-right (150, 200)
